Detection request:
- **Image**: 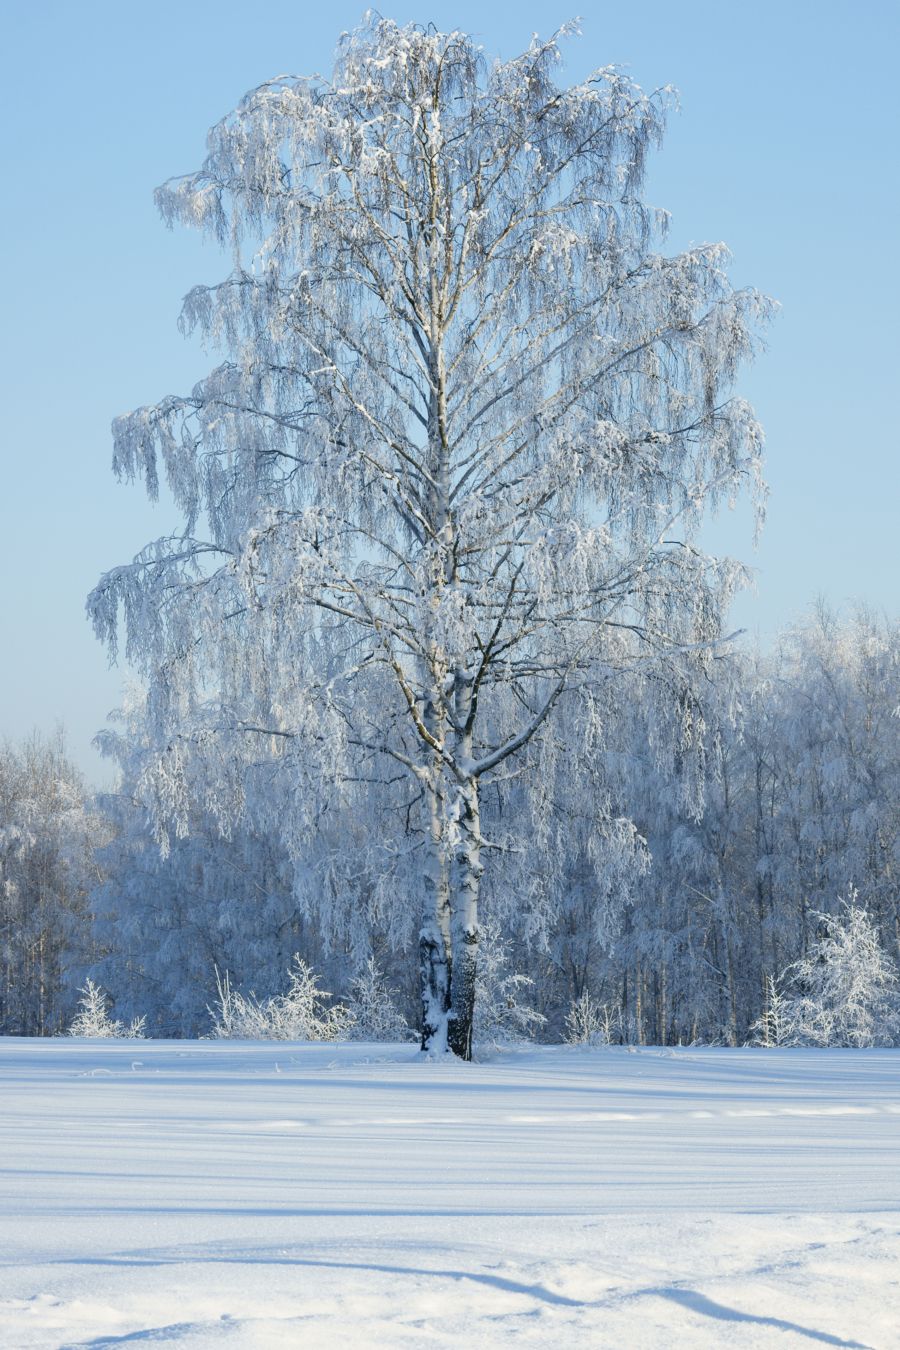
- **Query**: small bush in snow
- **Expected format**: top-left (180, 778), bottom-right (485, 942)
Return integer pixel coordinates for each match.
top-left (209, 956), bottom-right (353, 1041)
top-left (750, 894), bottom-right (900, 1048)
top-left (473, 920), bottom-right (546, 1047)
top-left (346, 957), bottom-right (413, 1041)
top-left (748, 974), bottom-right (794, 1047)
top-left (67, 979), bottom-right (146, 1039)
top-left (565, 990), bottom-right (616, 1046)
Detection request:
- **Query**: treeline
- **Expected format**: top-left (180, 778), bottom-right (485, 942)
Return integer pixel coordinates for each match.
top-left (2, 608), bottom-right (898, 1044)
top-left (0, 732), bottom-right (104, 1034)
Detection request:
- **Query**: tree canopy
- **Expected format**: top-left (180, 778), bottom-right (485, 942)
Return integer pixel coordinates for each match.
top-left (89, 17), bottom-right (770, 1056)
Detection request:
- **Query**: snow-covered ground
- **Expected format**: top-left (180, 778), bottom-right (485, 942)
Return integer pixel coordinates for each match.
top-left (1, 1040), bottom-right (898, 1348)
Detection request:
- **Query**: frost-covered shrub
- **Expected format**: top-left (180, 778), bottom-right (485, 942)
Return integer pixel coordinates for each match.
top-left (346, 957), bottom-right (413, 1042)
top-left (750, 895), bottom-right (900, 1048)
top-left (67, 979), bottom-right (146, 1039)
top-left (563, 990), bottom-right (641, 1046)
top-left (565, 990), bottom-right (607, 1045)
top-left (209, 956), bottom-right (353, 1041)
top-left (473, 921), bottom-right (545, 1047)
top-left (564, 990), bottom-right (618, 1046)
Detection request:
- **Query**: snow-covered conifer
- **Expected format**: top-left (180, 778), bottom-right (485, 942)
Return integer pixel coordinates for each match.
top-left (748, 974), bottom-right (793, 1048)
top-left (67, 979), bottom-right (146, 1039)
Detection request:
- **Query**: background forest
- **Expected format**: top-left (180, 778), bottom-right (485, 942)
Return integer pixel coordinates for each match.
top-left (3, 605), bottom-right (898, 1047)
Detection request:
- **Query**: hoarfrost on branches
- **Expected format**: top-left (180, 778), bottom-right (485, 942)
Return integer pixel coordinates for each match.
top-left (748, 975), bottom-right (794, 1048)
top-left (563, 988), bottom-right (636, 1046)
top-left (0, 733), bottom-right (103, 1036)
top-left (90, 16), bottom-right (770, 1057)
top-left (765, 895), bottom-right (900, 1048)
top-left (67, 979), bottom-right (147, 1039)
top-left (346, 956), bottom-right (414, 1042)
top-left (208, 957), bottom-right (353, 1040)
top-left (472, 919), bottom-right (546, 1048)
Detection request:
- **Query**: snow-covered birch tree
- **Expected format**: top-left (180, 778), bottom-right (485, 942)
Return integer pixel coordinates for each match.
top-left (0, 732), bottom-right (103, 1035)
top-left (89, 17), bottom-right (769, 1058)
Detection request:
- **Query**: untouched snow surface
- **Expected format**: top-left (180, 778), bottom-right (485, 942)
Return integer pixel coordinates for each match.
top-left (1, 1040), bottom-right (899, 1348)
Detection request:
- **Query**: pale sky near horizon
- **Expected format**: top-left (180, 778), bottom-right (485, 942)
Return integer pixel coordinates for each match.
top-left (1, 0), bottom-right (897, 783)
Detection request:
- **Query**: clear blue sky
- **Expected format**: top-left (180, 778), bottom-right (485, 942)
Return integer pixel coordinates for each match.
top-left (1, 0), bottom-right (897, 781)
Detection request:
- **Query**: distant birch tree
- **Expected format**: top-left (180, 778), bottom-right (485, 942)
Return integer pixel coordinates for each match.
top-left (90, 17), bottom-right (769, 1057)
top-left (0, 732), bottom-right (101, 1035)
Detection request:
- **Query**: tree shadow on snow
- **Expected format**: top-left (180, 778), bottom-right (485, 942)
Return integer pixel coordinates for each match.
top-left (645, 1287), bottom-right (872, 1348)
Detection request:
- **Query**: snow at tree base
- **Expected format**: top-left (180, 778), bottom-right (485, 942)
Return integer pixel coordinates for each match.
top-left (1, 1039), bottom-right (898, 1348)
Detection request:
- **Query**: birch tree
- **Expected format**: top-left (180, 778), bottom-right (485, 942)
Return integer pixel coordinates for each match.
top-left (0, 733), bottom-right (102, 1035)
top-left (90, 17), bottom-right (769, 1057)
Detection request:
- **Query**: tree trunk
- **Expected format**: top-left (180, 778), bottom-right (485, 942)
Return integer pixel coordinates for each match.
top-left (447, 777), bottom-right (483, 1060)
top-left (419, 774), bottom-right (483, 1059)
top-left (634, 962), bottom-right (645, 1045)
top-left (420, 779), bottom-right (452, 1054)
top-left (419, 911), bottom-right (451, 1053)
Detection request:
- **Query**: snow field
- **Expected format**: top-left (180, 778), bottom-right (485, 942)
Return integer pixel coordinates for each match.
top-left (1, 1040), bottom-right (898, 1347)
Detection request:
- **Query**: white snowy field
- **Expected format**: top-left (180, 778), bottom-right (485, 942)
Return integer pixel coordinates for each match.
top-left (1, 1041), bottom-right (899, 1349)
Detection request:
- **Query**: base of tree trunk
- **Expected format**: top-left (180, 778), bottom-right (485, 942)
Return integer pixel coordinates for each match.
top-left (447, 934), bottom-right (478, 1061)
top-left (420, 927), bottom-right (451, 1055)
